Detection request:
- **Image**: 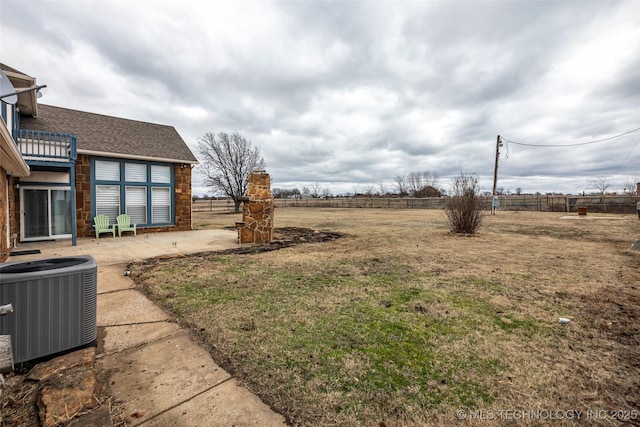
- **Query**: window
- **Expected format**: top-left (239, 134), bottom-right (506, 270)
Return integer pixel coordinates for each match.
top-left (95, 160), bottom-right (120, 181)
top-left (152, 187), bottom-right (171, 223)
top-left (93, 158), bottom-right (174, 227)
top-left (51, 189), bottom-right (72, 235)
top-left (126, 186), bottom-right (147, 224)
top-left (95, 185), bottom-right (120, 223)
top-left (151, 165), bottom-right (171, 183)
top-left (125, 163), bottom-right (147, 182)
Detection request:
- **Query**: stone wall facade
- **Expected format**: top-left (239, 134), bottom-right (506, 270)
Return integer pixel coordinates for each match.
top-left (0, 169), bottom-right (8, 262)
top-left (75, 154), bottom-right (92, 237)
top-left (5, 175), bottom-right (20, 261)
top-left (237, 171), bottom-right (274, 244)
top-left (1, 173), bottom-right (20, 262)
top-left (174, 164), bottom-right (193, 232)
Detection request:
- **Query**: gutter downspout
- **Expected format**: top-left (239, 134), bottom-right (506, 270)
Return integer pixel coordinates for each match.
top-left (70, 135), bottom-right (77, 246)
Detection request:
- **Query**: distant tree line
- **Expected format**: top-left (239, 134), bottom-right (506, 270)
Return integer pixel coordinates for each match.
top-left (269, 172), bottom-right (444, 199)
top-left (272, 188), bottom-right (301, 198)
top-left (393, 171), bottom-right (443, 197)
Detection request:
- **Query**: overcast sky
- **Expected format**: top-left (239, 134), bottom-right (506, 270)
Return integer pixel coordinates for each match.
top-left (2, 0), bottom-right (639, 196)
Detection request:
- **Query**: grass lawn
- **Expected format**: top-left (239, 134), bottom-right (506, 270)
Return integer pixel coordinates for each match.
top-left (131, 208), bottom-right (640, 426)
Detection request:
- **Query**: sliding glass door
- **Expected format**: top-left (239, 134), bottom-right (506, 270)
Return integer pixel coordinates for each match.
top-left (21, 187), bottom-right (72, 240)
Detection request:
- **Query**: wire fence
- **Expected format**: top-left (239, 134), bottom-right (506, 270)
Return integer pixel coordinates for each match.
top-left (194, 195), bottom-right (639, 214)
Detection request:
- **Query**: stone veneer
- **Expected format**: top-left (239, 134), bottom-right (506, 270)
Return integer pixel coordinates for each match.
top-left (75, 154), bottom-right (92, 237)
top-left (75, 154), bottom-right (193, 237)
top-left (5, 175), bottom-right (19, 262)
top-left (236, 171), bottom-right (274, 244)
top-left (0, 170), bottom-right (8, 261)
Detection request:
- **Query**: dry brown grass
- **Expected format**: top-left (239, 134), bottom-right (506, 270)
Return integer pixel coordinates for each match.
top-left (133, 208), bottom-right (640, 426)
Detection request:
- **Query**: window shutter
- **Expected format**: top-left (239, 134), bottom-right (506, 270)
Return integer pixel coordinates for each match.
top-left (95, 161), bottom-right (120, 181)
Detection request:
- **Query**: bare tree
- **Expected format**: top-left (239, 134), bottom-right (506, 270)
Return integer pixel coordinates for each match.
top-left (423, 171), bottom-right (438, 188)
top-left (589, 176), bottom-right (611, 212)
top-left (272, 187), bottom-right (284, 198)
top-left (406, 171), bottom-right (440, 197)
top-left (364, 185), bottom-right (376, 197)
top-left (394, 175), bottom-right (409, 197)
top-left (407, 172), bottom-right (423, 196)
top-left (197, 131), bottom-right (265, 212)
top-left (621, 175), bottom-right (639, 197)
top-left (378, 182), bottom-right (387, 196)
top-left (589, 176), bottom-right (611, 196)
top-left (310, 182), bottom-right (323, 198)
top-left (444, 172), bottom-right (486, 234)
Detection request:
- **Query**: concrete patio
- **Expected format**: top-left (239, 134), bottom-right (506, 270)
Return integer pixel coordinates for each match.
top-left (6, 230), bottom-right (287, 426)
top-left (8, 228), bottom-right (240, 265)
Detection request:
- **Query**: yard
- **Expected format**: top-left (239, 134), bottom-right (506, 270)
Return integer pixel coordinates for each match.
top-left (131, 208), bottom-right (640, 426)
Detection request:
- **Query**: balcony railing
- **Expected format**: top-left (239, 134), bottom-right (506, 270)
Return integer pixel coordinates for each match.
top-left (13, 129), bottom-right (77, 163)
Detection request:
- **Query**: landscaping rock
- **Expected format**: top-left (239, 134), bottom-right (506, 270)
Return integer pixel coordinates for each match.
top-left (28, 347), bottom-right (95, 382)
top-left (0, 335), bottom-right (13, 373)
top-left (37, 369), bottom-right (100, 427)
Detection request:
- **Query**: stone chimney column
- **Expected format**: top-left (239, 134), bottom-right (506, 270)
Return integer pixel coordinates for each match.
top-left (236, 171), bottom-right (274, 244)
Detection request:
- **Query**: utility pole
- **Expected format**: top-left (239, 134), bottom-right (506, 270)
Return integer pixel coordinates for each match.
top-left (491, 135), bottom-right (502, 215)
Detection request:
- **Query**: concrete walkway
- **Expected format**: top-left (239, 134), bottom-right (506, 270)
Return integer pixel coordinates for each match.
top-left (7, 230), bottom-right (287, 426)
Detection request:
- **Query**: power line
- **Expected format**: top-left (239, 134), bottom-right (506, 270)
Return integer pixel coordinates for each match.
top-left (614, 133), bottom-right (640, 175)
top-left (502, 125), bottom-right (640, 147)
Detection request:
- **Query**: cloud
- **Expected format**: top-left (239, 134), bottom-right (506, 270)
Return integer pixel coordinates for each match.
top-left (2, 0), bottom-right (639, 196)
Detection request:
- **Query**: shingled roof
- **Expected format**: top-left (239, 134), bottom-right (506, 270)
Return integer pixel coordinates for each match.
top-left (20, 104), bottom-right (198, 163)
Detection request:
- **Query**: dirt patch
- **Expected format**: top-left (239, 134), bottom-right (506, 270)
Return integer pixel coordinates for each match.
top-left (142, 227), bottom-right (345, 262)
top-left (1, 370), bottom-right (40, 427)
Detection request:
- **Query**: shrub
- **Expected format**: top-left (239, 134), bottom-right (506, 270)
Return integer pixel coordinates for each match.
top-left (444, 173), bottom-right (486, 234)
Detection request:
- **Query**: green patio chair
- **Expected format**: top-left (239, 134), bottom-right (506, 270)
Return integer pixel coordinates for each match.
top-left (94, 214), bottom-right (115, 239)
top-left (116, 214), bottom-right (137, 237)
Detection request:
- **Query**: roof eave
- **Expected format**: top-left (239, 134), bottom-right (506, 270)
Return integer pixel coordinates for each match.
top-left (78, 149), bottom-right (198, 165)
top-left (3, 69), bottom-right (38, 117)
top-left (0, 119), bottom-right (30, 176)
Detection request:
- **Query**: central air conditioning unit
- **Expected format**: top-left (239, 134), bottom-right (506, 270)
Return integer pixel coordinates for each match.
top-left (0, 255), bottom-right (97, 364)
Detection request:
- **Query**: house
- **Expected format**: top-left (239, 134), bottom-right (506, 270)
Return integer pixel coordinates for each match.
top-left (0, 64), bottom-right (198, 262)
top-left (0, 68), bottom-right (31, 261)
